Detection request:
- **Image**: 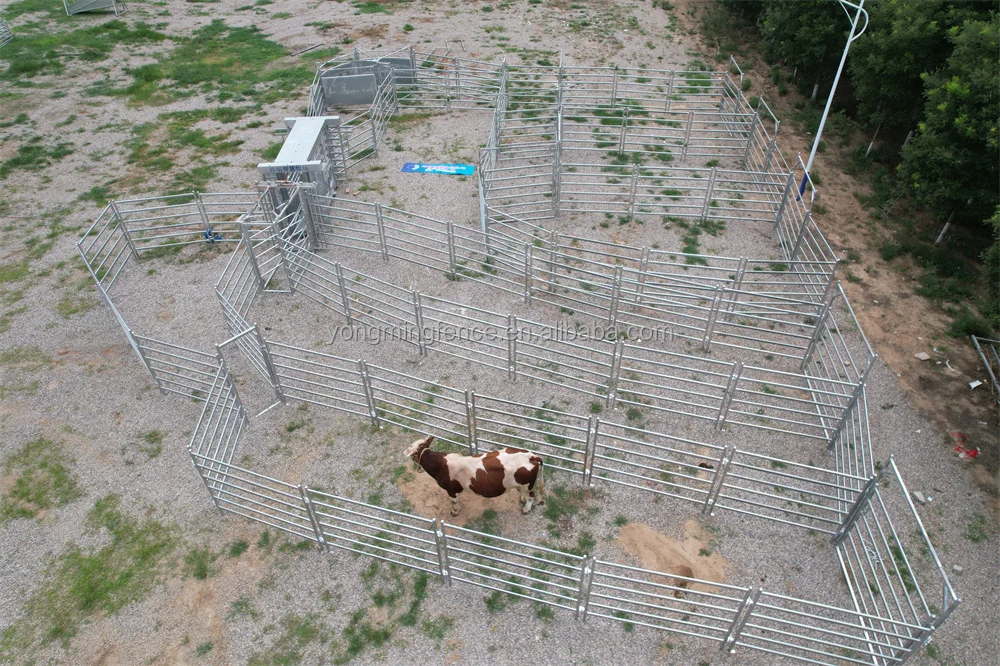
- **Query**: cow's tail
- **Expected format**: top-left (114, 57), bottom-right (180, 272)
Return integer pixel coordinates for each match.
top-left (534, 456), bottom-right (545, 505)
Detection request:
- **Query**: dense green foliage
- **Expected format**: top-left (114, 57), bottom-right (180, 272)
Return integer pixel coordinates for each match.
top-left (723, 0), bottom-right (999, 332)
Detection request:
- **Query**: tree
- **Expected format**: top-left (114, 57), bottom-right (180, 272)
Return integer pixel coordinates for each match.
top-left (760, 0), bottom-right (846, 88)
top-left (983, 208), bottom-right (1000, 331)
top-left (848, 0), bottom-right (990, 133)
top-left (898, 15), bottom-right (1000, 227)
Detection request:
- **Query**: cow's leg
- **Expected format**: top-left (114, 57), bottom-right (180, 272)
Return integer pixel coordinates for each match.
top-left (449, 492), bottom-right (460, 517)
top-left (519, 484), bottom-right (533, 514)
top-left (535, 463), bottom-right (545, 506)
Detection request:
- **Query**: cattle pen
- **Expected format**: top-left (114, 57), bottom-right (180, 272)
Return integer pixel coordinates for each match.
top-left (77, 48), bottom-right (958, 666)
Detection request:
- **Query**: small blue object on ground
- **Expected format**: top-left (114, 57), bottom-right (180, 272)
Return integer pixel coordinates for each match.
top-left (401, 162), bottom-right (475, 175)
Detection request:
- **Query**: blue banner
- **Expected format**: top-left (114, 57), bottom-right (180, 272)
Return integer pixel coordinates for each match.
top-left (401, 162), bottom-right (475, 175)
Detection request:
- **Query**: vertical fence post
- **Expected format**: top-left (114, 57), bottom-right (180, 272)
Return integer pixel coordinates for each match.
top-left (255, 326), bottom-right (285, 404)
top-left (665, 70), bottom-right (674, 112)
top-left (634, 246), bottom-right (650, 304)
top-left (715, 361), bottom-right (743, 429)
top-left (335, 262), bottom-right (354, 325)
top-left (800, 281), bottom-right (837, 370)
top-left (610, 65), bottom-right (619, 106)
top-left (110, 200), bottom-right (139, 259)
top-left (832, 469), bottom-right (883, 546)
top-left (582, 416), bottom-right (599, 487)
top-left (789, 211), bottom-right (813, 262)
top-left (723, 257), bottom-right (748, 321)
top-left (507, 314), bottom-right (518, 380)
top-left (774, 172), bottom-right (796, 232)
top-left (194, 191), bottom-right (212, 238)
top-left (552, 140), bottom-right (561, 217)
top-left (607, 264), bottom-right (623, 329)
top-left (825, 358), bottom-right (873, 451)
top-left (721, 587), bottom-right (761, 653)
top-left (412, 290), bottom-right (426, 356)
top-left (478, 169), bottom-right (491, 254)
top-left (188, 446), bottom-right (223, 513)
top-left (762, 136), bottom-right (777, 173)
top-left (682, 110), bottom-right (694, 160)
top-left (300, 189), bottom-right (320, 251)
top-left (702, 445), bottom-right (734, 515)
top-left (545, 230), bottom-right (559, 292)
top-left (702, 285), bottom-right (724, 351)
top-left (627, 164), bottom-right (639, 217)
top-left (358, 359), bottom-right (380, 428)
top-left (617, 107), bottom-right (630, 156)
top-left (465, 390), bottom-right (478, 455)
top-left (374, 202), bottom-right (389, 261)
top-left (445, 220), bottom-right (458, 279)
top-left (434, 518), bottom-right (452, 586)
top-left (239, 222), bottom-right (266, 289)
top-left (575, 557), bottom-right (596, 621)
top-left (523, 243), bottom-right (534, 305)
top-left (742, 112), bottom-right (759, 167)
top-left (132, 331), bottom-right (163, 394)
top-left (300, 485), bottom-right (329, 551)
top-left (700, 166), bottom-right (718, 220)
top-left (606, 338), bottom-right (624, 409)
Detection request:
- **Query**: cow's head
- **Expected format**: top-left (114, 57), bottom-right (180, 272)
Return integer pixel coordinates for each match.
top-left (404, 435), bottom-right (435, 465)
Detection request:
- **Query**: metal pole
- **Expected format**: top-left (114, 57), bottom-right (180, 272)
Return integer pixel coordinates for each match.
top-left (800, 0), bottom-right (868, 194)
top-left (299, 190), bottom-right (319, 251)
top-left (110, 200), bottom-right (139, 259)
top-left (446, 220), bottom-right (457, 279)
top-left (610, 65), bottom-right (618, 106)
top-left (634, 247), bottom-right (650, 304)
top-left (300, 485), bottom-right (329, 551)
top-left (606, 338), bottom-right (624, 409)
top-left (575, 557), bottom-right (595, 621)
top-left (358, 359), bottom-right (380, 427)
top-left (552, 140), bottom-right (561, 217)
top-left (523, 243), bottom-right (533, 305)
top-left (703, 446), bottom-right (734, 515)
top-left (478, 169), bottom-right (490, 254)
top-left (825, 354), bottom-right (874, 450)
top-left (255, 326), bottom-right (285, 403)
top-left (465, 390), bottom-right (478, 455)
top-left (375, 202), bottom-right (389, 261)
top-left (682, 110), bottom-right (693, 160)
top-left (832, 469), bottom-right (882, 546)
top-left (742, 112), bottom-right (759, 167)
top-left (701, 166), bottom-right (718, 220)
top-left (194, 191), bottom-right (212, 238)
top-left (335, 262), bottom-right (353, 325)
top-left (617, 108), bottom-right (629, 156)
top-left (721, 587), bottom-right (761, 653)
top-left (627, 164), bottom-right (639, 217)
top-left (607, 265), bottom-right (623, 329)
top-left (702, 285), bottom-right (724, 351)
top-left (507, 314), bottom-right (518, 380)
top-left (239, 222), bottom-right (265, 289)
top-left (412, 290), bottom-right (426, 356)
top-left (582, 416), bottom-right (599, 487)
top-left (715, 361), bottom-right (743, 428)
top-left (433, 518), bottom-right (452, 586)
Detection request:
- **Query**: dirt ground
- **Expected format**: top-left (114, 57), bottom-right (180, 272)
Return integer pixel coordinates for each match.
top-left (1, 1), bottom-right (998, 665)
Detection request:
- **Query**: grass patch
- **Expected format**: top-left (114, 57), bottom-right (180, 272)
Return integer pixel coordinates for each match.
top-left (1, 437), bottom-right (82, 523)
top-left (0, 495), bottom-right (177, 656)
top-left (248, 612), bottom-right (327, 666)
top-left (184, 547), bottom-right (216, 580)
top-left (0, 138), bottom-right (74, 179)
top-left (0, 346), bottom-right (52, 371)
top-left (965, 514), bottom-right (989, 543)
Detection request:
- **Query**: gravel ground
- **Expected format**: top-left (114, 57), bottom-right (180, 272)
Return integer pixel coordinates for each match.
top-left (0, 2), bottom-right (996, 666)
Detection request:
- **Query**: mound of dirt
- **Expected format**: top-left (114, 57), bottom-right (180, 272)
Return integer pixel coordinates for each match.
top-left (617, 520), bottom-right (729, 593)
top-left (397, 465), bottom-right (529, 526)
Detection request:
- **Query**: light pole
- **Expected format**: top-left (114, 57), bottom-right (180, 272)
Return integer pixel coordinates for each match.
top-left (800, 0), bottom-right (869, 195)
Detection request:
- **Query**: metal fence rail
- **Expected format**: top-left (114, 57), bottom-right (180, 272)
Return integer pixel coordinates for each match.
top-left (77, 202), bottom-right (133, 291)
top-left (266, 342), bottom-right (370, 419)
top-left (184, 447), bottom-right (948, 665)
top-left (112, 192), bottom-right (260, 251)
top-left (188, 361), bottom-right (246, 463)
top-left (132, 334), bottom-right (222, 402)
top-left (970, 335), bottom-right (1000, 402)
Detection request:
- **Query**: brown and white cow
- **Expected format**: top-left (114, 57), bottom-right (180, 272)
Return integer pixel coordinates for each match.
top-left (405, 436), bottom-right (545, 516)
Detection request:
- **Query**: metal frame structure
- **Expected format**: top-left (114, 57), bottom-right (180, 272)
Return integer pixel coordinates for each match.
top-left (970, 335), bottom-right (1000, 403)
top-left (75, 53), bottom-right (960, 666)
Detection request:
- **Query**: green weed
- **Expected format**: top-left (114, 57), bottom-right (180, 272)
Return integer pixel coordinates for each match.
top-left (1, 437), bottom-right (82, 522)
top-left (0, 495), bottom-right (177, 655)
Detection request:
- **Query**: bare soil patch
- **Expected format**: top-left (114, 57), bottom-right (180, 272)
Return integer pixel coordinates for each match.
top-left (617, 520), bottom-right (728, 593)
